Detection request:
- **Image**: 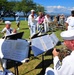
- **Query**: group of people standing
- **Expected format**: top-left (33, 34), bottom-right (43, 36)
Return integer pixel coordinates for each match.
top-left (28, 9), bottom-right (69, 38)
top-left (1, 9), bottom-right (74, 75)
top-left (28, 9), bottom-right (52, 38)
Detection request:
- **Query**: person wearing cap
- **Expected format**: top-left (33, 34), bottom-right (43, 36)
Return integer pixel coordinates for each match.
top-left (45, 30), bottom-right (74, 75)
top-left (0, 21), bottom-right (13, 70)
top-left (1, 21), bottom-right (17, 70)
top-left (1, 21), bottom-right (13, 37)
top-left (28, 9), bottom-right (37, 38)
top-left (65, 10), bottom-right (74, 30)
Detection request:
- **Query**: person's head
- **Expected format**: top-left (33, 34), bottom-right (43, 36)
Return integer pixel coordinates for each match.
top-left (60, 30), bottom-right (74, 50)
top-left (31, 9), bottom-right (35, 15)
top-left (46, 14), bottom-right (50, 18)
top-left (38, 11), bottom-right (44, 17)
top-left (5, 21), bottom-right (11, 29)
top-left (71, 10), bottom-right (74, 16)
top-left (38, 11), bottom-right (42, 15)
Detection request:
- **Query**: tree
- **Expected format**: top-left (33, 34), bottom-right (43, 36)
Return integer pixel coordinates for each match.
top-left (36, 4), bottom-right (45, 15)
top-left (22, 0), bottom-right (37, 17)
top-left (0, 0), bottom-right (7, 16)
top-left (14, 0), bottom-right (37, 20)
top-left (0, 0), bottom-right (45, 20)
top-left (0, 0), bottom-right (7, 10)
top-left (0, 0), bottom-right (16, 17)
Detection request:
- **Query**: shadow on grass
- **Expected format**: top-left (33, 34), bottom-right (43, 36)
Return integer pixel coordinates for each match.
top-left (6, 49), bottom-right (53, 75)
top-left (35, 49), bottom-right (53, 75)
top-left (21, 58), bottom-right (53, 75)
top-left (35, 58), bottom-right (53, 75)
top-left (26, 50), bottom-right (53, 75)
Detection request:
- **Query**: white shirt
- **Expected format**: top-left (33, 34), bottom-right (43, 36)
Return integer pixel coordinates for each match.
top-left (66, 16), bottom-right (74, 30)
top-left (44, 16), bottom-right (51, 23)
top-left (16, 16), bottom-right (20, 21)
top-left (28, 14), bottom-right (36, 26)
top-left (1, 27), bottom-right (13, 36)
top-left (54, 51), bottom-right (74, 75)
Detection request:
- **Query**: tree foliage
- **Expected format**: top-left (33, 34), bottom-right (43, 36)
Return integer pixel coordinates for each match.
top-left (0, 0), bottom-right (45, 17)
top-left (0, 0), bottom-right (7, 10)
top-left (14, 0), bottom-right (37, 15)
top-left (36, 4), bottom-right (45, 13)
top-left (0, 0), bottom-right (16, 16)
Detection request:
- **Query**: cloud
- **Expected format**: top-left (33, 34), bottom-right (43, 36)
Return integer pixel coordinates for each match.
top-left (45, 5), bottom-right (74, 15)
top-left (70, 7), bottom-right (74, 11)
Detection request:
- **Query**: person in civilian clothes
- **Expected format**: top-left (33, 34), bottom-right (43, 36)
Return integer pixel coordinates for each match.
top-left (36, 11), bottom-right (45, 33)
top-left (45, 30), bottom-right (74, 75)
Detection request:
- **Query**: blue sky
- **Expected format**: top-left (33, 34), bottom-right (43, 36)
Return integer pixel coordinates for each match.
top-left (33, 0), bottom-right (74, 15)
top-left (33, 0), bottom-right (74, 7)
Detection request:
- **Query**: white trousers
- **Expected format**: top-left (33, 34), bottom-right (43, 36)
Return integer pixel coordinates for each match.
top-left (30, 25), bottom-right (36, 37)
top-left (44, 23), bottom-right (49, 32)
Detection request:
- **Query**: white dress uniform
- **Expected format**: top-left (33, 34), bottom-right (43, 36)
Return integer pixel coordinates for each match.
top-left (66, 16), bottom-right (74, 30)
top-left (0, 21), bottom-right (13, 70)
top-left (1, 27), bottom-right (13, 37)
top-left (45, 51), bottom-right (74, 75)
top-left (35, 16), bottom-right (39, 32)
top-left (1, 21), bottom-right (13, 37)
top-left (28, 14), bottom-right (36, 37)
top-left (45, 30), bottom-right (74, 75)
top-left (44, 15), bottom-right (51, 32)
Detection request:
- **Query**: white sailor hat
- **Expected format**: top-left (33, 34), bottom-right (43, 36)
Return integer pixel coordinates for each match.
top-left (31, 9), bottom-right (35, 12)
top-left (60, 30), bottom-right (74, 40)
top-left (5, 21), bottom-right (11, 25)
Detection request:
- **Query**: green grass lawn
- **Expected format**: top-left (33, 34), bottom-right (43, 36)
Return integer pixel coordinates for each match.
top-left (0, 21), bottom-right (64, 75)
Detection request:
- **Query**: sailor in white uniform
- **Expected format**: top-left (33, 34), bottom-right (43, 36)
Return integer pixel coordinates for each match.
top-left (1, 21), bottom-right (13, 37)
top-left (45, 30), bottom-right (74, 75)
top-left (65, 10), bottom-right (74, 30)
top-left (28, 9), bottom-right (37, 38)
top-left (44, 14), bottom-right (51, 32)
top-left (1, 21), bottom-right (13, 70)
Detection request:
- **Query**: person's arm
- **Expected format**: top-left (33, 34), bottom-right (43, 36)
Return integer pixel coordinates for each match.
top-left (53, 48), bottom-right (71, 75)
top-left (28, 15), bottom-right (30, 25)
top-left (52, 48), bottom-right (61, 70)
top-left (1, 28), bottom-right (6, 34)
top-left (65, 17), bottom-right (69, 30)
top-left (65, 22), bottom-right (68, 30)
